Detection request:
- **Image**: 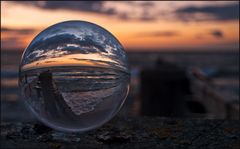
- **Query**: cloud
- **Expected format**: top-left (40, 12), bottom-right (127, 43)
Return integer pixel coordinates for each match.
top-left (210, 30), bottom-right (224, 38)
top-left (24, 32), bottom-right (111, 64)
top-left (57, 34), bottom-right (104, 52)
top-left (195, 29), bottom-right (224, 39)
top-left (13, 1), bottom-right (117, 16)
top-left (1, 27), bottom-right (36, 49)
top-left (175, 3), bottom-right (239, 21)
top-left (195, 34), bottom-right (204, 39)
top-left (27, 33), bottom-right (107, 55)
top-left (126, 1), bottom-right (155, 7)
top-left (1, 37), bottom-right (24, 49)
top-left (136, 31), bottom-right (180, 37)
top-left (1, 27), bottom-right (35, 34)
top-left (12, 1), bottom-right (158, 22)
top-left (116, 12), bottom-right (157, 21)
top-left (10, 1), bottom-right (239, 23)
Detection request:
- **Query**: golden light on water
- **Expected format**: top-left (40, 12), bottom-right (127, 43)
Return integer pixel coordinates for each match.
top-left (21, 53), bottom-right (119, 72)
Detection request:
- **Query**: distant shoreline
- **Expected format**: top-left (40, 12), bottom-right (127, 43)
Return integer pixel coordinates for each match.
top-left (20, 65), bottom-right (130, 76)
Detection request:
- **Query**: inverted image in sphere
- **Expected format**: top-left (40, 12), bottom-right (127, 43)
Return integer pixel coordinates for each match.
top-left (19, 21), bottom-right (130, 132)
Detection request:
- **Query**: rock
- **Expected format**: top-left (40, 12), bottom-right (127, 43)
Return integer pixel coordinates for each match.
top-left (33, 123), bottom-right (53, 134)
top-left (1, 117), bottom-right (239, 149)
top-left (97, 131), bottom-right (131, 143)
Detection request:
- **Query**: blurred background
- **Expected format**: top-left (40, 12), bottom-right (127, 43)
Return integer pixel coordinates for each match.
top-left (1, 1), bottom-right (239, 122)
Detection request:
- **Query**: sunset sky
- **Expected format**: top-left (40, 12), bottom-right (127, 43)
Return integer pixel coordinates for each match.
top-left (1, 1), bottom-right (239, 51)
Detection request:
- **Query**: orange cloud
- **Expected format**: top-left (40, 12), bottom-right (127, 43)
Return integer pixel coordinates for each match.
top-left (1, 1), bottom-right (239, 51)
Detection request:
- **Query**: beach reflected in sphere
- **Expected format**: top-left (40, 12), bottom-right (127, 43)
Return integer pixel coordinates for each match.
top-left (19, 21), bottom-right (130, 132)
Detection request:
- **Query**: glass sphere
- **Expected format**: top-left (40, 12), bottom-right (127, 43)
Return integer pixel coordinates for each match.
top-left (19, 21), bottom-right (130, 132)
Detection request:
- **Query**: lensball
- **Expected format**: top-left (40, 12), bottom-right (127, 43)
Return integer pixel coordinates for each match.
top-left (19, 21), bottom-right (130, 132)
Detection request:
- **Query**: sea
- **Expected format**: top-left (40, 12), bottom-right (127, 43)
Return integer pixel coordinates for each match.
top-left (1, 49), bottom-right (239, 122)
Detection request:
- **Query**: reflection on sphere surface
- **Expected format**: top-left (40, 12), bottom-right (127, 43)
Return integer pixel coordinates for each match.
top-left (19, 21), bottom-right (130, 132)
